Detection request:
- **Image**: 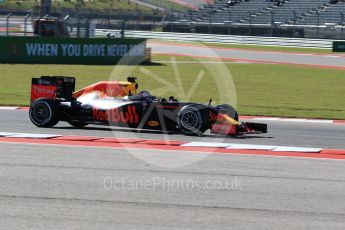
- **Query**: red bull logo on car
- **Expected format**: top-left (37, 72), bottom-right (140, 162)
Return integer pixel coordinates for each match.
top-left (93, 105), bottom-right (139, 124)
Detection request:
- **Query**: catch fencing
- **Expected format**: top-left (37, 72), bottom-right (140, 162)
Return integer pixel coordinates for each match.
top-left (95, 29), bottom-right (335, 49)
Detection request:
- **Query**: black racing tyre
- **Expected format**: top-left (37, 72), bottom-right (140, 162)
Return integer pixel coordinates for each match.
top-left (215, 104), bottom-right (239, 121)
top-left (68, 121), bottom-right (88, 128)
top-left (177, 105), bottom-right (208, 136)
top-left (29, 99), bottom-right (59, 127)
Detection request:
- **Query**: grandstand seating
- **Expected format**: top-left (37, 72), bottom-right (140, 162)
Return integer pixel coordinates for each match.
top-left (296, 2), bottom-right (345, 25)
top-left (251, 0), bottom-right (331, 24)
top-left (205, 0), bottom-right (275, 23)
top-left (178, 0), bottom-right (345, 26)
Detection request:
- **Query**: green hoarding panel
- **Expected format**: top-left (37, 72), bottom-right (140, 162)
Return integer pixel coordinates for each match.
top-left (333, 41), bottom-right (345, 52)
top-left (0, 37), bottom-right (147, 64)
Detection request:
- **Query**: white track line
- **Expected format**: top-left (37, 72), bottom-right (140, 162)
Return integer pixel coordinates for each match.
top-left (180, 142), bottom-right (322, 153)
top-left (0, 132), bottom-right (326, 153)
top-left (0, 107), bottom-right (20, 110)
top-left (0, 132), bottom-right (61, 139)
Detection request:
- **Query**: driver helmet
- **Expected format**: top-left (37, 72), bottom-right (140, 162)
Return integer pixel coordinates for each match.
top-left (138, 90), bottom-right (152, 98)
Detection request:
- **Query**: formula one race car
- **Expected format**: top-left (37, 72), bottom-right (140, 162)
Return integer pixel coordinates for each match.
top-left (29, 76), bottom-right (267, 136)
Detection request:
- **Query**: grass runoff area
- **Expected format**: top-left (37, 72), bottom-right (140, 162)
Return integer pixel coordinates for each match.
top-left (0, 54), bottom-right (344, 120)
top-left (144, 0), bottom-right (189, 11)
top-left (0, 0), bottom-right (154, 13)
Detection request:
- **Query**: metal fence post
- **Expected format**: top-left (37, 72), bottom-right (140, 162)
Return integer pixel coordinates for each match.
top-left (121, 20), bottom-right (126, 39)
top-left (270, 11), bottom-right (274, 36)
top-left (84, 18), bottom-right (90, 38)
top-left (208, 9), bottom-right (212, 34)
top-left (292, 11), bottom-right (296, 37)
top-left (6, 13), bottom-right (12, 37)
top-left (76, 14), bottom-right (80, 38)
top-left (316, 11), bottom-right (320, 38)
top-left (172, 10), bottom-right (175, 32)
top-left (63, 15), bottom-right (71, 37)
top-left (249, 12), bottom-right (252, 36)
top-left (341, 12), bottom-right (344, 39)
top-left (24, 13), bottom-right (31, 37)
top-left (228, 9), bottom-right (232, 35)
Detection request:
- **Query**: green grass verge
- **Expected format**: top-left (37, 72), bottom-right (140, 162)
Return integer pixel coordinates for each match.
top-left (0, 0), bottom-right (154, 14)
top-left (150, 39), bottom-right (334, 54)
top-left (144, 0), bottom-right (189, 11)
top-left (0, 55), bottom-right (344, 119)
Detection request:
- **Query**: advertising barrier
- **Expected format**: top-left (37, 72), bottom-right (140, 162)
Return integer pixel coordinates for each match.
top-left (333, 41), bottom-right (345, 52)
top-left (0, 37), bottom-right (147, 64)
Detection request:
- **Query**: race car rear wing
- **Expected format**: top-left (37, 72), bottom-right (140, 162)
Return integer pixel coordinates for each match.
top-left (31, 76), bottom-right (75, 102)
top-left (31, 76), bottom-right (139, 103)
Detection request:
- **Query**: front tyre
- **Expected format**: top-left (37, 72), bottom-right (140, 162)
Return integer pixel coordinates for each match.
top-left (177, 105), bottom-right (208, 136)
top-left (29, 99), bottom-right (59, 127)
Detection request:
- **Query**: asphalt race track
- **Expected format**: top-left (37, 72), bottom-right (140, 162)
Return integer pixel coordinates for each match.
top-left (148, 41), bottom-right (345, 69)
top-left (1, 109), bottom-right (345, 228)
top-left (1, 141), bottom-right (345, 229)
top-left (1, 110), bottom-right (345, 149)
top-left (1, 40), bottom-right (345, 228)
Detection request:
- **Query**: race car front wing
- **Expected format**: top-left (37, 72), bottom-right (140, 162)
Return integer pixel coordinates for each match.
top-left (211, 122), bottom-right (267, 136)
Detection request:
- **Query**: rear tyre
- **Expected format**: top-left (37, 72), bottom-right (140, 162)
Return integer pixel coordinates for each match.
top-left (68, 121), bottom-right (88, 128)
top-left (215, 104), bottom-right (238, 121)
top-left (29, 99), bottom-right (59, 127)
top-left (177, 105), bottom-right (208, 136)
